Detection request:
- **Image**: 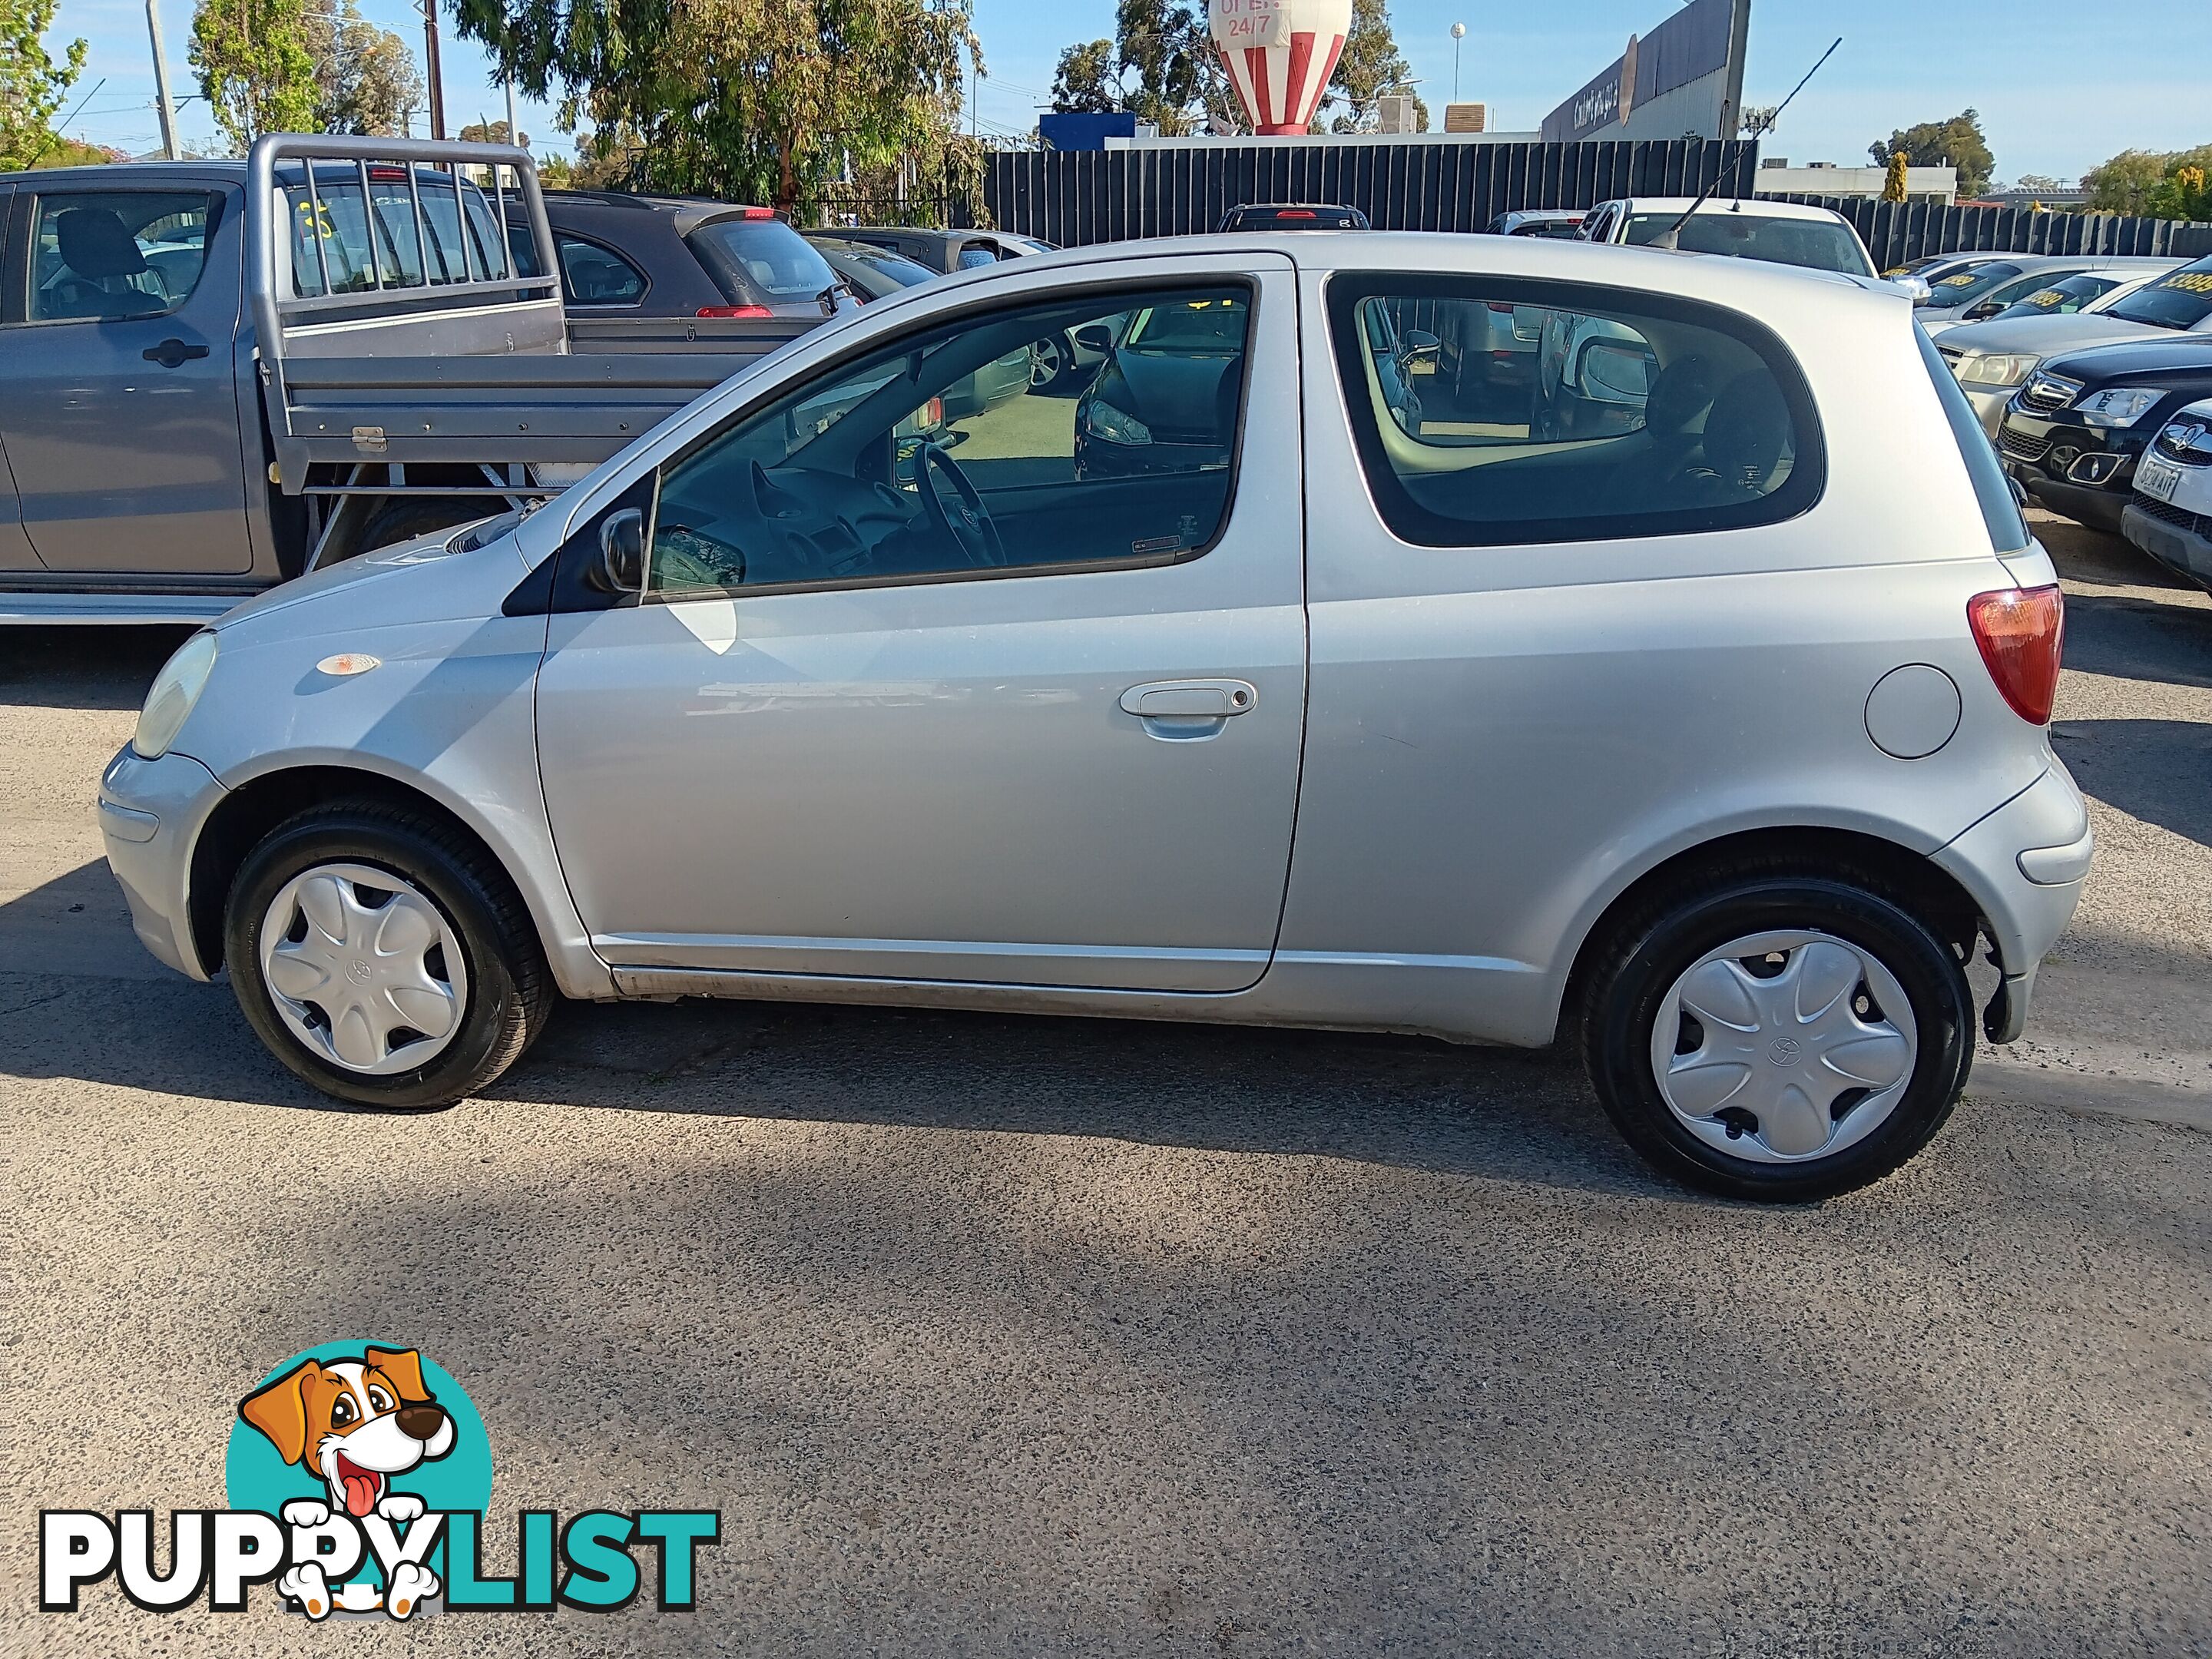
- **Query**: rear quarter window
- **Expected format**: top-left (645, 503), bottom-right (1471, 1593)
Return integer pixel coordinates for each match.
top-left (1327, 273), bottom-right (1825, 548)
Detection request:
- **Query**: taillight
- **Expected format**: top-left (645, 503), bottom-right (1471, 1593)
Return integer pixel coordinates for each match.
top-left (697, 304), bottom-right (773, 318)
top-left (1967, 584), bottom-right (2064, 725)
top-left (1486, 300), bottom-right (1516, 313)
top-left (922, 396), bottom-right (943, 427)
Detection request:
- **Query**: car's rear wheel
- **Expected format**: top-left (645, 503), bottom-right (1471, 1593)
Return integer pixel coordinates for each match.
top-left (224, 802), bottom-right (549, 1108)
top-left (1030, 332), bottom-right (1076, 393)
top-left (1583, 872), bottom-right (1972, 1200)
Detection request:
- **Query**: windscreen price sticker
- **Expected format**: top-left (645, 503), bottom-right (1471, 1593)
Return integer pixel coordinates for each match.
top-left (1211, 0), bottom-right (1289, 46)
top-left (2136, 455), bottom-right (2183, 503)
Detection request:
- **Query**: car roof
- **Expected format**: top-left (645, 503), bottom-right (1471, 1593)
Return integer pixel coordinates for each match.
top-left (525, 190), bottom-right (777, 237)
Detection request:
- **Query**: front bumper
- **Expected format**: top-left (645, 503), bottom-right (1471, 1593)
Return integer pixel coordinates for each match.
top-left (1998, 410), bottom-right (2144, 531)
top-left (98, 745), bottom-right (229, 980)
top-left (1931, 763), bottom-right (2092, 1044)
top-left (1961, 382), bottom-right (2018, 442)
top-left (2121, 498), bottom-right (2212, 590)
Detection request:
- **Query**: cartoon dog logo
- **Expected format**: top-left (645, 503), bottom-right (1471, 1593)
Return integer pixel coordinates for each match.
top-left (239, 1346), bottom-right (453, 1618)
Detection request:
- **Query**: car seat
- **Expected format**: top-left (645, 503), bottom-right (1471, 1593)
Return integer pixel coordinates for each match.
top-left (47, 208), bottom-right (171, 319)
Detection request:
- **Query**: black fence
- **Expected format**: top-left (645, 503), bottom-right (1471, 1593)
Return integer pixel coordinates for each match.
top-left (981, 140), bottom-right (2212, 267)
top-left (1767, 194), bottom-right (2212, 270)
top-left (984, 140), bottom-right (1757, 244)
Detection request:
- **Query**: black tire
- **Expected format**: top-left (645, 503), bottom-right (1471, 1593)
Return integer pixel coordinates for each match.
top-left (225, 801), bottom-right (551, 1109)
top-left (1582, 868), bottom-right (1973, 1202)
top-left (346, 498), bottom-right (497, 565)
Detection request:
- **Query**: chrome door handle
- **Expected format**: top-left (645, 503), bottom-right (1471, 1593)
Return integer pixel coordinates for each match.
top-left (1119, 679), bottom-right (1257, 718)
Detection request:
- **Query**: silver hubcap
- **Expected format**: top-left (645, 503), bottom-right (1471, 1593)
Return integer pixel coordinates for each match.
top-left (1649, 929), bottom-right (1918, 1164)
top-left (258, 862), bottom-right (469, 1075)
top-left (1031, 338), bottom-right (1061, 384)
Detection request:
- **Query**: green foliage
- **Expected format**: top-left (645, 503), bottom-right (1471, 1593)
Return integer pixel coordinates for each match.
top-left (190, 0), bottom-right (320, 150)
top-left (0, 0), bottom-right (88, 171)
top-left (1051, 38), bottom-right (1119, 114)
top-left (1867, 108), bottom-right (1992, 199)
top-left (1880, 150), bottom-right (1908, 204)
top-left (309, 0), bottom-right (422, 137)
top-left (1112, 0), bottom-right (1233, 135)
top-left (2082, 145), bottom-right (2212, 221)
top-left (452, 0), bottom-right (984, 217)
top-left (1326, 0), bottom-right (1424, 134)
top-left (459, 118), bottom-right (526, 147)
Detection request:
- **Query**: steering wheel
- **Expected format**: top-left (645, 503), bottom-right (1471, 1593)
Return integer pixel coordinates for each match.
top-left (917, 442), bottom-right (1007, 568)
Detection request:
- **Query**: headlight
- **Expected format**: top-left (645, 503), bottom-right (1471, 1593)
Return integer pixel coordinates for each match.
top-left (2074, 386), bottom-right (2167, 429)
top-left (1082, 398), bottom-right (1152, 445)
top-left (133, 630), bottom-right (218, 760)
top-left (1957, 353), bottom-right (2039, 387)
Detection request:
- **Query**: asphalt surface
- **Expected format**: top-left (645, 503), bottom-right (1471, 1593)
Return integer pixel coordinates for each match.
top-left (2, 515), bottom-right (2206, 1656)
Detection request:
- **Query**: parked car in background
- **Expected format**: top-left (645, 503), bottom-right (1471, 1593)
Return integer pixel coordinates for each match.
top-left (808, 235), bottom-right (939, 303)
top-left (500, 191), bottom-right (854, 320)
top-left (1215, 203), bottom-right (1369, 231)
top-left (1939, 253), bottom-right (2212, 438)
top-left (806, 225), bottom-right (1051, 275)
top-left (1914, 255), bottom-right (2179, 335)
top-left (1487, 209), bottom-right (1586, 238)
top-left (1996, 334), bottom-right (2212, 530)
top-left (101, 230), bottom-right (2087, 1204)
top-left (0, 137), bottom-right (807, 623)
top-left (2122, 395), bottom-right (2212, 590)
top-left (1578, 196), bottom-right (1880, 278)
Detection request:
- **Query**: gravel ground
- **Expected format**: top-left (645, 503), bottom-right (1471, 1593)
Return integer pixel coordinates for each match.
top-left (2, 515), bottom-right (2206, 1657)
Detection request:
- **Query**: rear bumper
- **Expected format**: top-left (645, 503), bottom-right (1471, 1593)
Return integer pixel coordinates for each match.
top-left (2121, 501), bottom-right (2212, 589)
top-left (1931, 763), bottom-right (2092, 1044)
top-left (98, 745), bottom-right (228, 981)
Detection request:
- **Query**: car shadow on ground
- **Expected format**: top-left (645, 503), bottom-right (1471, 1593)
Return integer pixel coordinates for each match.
top-left (2058, 588), bottom-right (2212, 692)
top-left (0, 624), bottom-right (195, 710)
top-left (2051, 717), bottom-right (2212, 851)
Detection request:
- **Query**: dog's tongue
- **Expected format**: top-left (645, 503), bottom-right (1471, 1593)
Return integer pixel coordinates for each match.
top-left (342, 1470), bottom-right (379, 1517)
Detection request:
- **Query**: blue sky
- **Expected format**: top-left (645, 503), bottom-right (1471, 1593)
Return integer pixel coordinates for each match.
top-left (45, 0), bottom-right (2212, 185)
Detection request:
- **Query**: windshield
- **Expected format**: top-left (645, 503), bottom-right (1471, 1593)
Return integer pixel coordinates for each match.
top-left (1622, 211), bottom-right (1873, 275)
top-left (1916, 261), bottom-right (2028, 308)
top-left (687, 217), bottom-right (839, 303)
top-left (2103, 257), bottom-right (2212, 330)
top-left (1992, 273), bottom-right (2121, 320)
top-left (1123, 296), bottom-right (1250, 353)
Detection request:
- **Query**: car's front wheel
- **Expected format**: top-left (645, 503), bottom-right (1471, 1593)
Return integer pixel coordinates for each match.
top-left (1583, 872), bottom-right (1973, 1201)
top-left (224, 802), bottom-right (550, 1108)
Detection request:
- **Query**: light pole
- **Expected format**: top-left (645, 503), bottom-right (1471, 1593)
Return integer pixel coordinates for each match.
top-left (1451, 21), bottom-right (1465, 105)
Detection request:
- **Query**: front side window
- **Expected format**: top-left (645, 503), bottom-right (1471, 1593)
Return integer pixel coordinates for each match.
top-left (29, 190), bottom-right (217, 321)
top-left (644, 284), bottom-right (1251, 597)
top-left (1329, 275), bottom-right (1822, 547)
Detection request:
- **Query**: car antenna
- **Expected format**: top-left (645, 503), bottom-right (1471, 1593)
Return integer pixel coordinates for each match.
top-left (1647, 37), bottom-right (1842, 251)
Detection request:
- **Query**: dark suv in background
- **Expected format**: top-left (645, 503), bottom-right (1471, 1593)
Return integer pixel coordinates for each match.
top-left (1998, 334), bottom-right (2212, 530)
top-left (502, 192), bottom-right (855, 319)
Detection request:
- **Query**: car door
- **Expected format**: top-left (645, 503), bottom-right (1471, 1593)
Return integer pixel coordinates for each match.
top-left (0, 181), bottom-right (36, 571)
top-left (534, 253), bottom-right (1306, 992)
top-left (0, 180), bottom-right (250, 574)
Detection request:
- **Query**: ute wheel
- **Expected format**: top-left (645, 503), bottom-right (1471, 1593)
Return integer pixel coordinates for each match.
top-left (1582, 869), bottom-right (1972, 1201)
top-left (224, 801), bottom-right (550, 1108)
top-left (344, 498), bottom-right (496, 564)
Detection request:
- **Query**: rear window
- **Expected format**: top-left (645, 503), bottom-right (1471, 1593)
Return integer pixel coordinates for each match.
top-left (687, 217), bottom-right (839, 304)
top-left (1512, 219), bottom-right (1585, 239)
top-left (1328, 273), bottom-right (1823, 548)
top-left (2103, 256), bottom-right (2212, 330)
top-left (1914, 324), bottom-right (2029, 551)
top-left (284, 168), bottom-right (526, 295)
top-left (1623, 211), bottom-right (1874, 276)
top-left (843, 246), bottom-right (935, 287)
top-left (1221, 205), bottom-right (1369, 230)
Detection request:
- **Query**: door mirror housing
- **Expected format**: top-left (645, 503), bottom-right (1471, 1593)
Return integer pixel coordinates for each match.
top-left (594, 507), bottom-right (646, 594)
top-left (1399, 329), bottom-right (1441, 365)
top-left (1072, 322), bottom-right (1114, 353)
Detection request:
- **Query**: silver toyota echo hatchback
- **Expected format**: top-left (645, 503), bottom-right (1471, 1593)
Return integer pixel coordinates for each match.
top-left (100, 233), bottom-right (2088, 1200)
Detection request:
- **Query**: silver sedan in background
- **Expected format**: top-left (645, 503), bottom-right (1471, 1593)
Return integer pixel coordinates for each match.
top-left (101, 234), bottom-right (2087, 1202)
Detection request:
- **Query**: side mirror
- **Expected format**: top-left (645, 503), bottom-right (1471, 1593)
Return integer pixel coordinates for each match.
top-left (1401, 328), bottom-right (1441, 365)
top-left (593, 507), bottom-right (646, 594)
top-left (1892, 275), bottom-right (1932, 303)
top-left (1072, 323), bottom-right (1114, 353)
top-left (1966, 298), bottom-right (2003, 320)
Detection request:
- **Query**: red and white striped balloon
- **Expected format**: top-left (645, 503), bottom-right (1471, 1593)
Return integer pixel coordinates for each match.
top-left (1208, 0), bottom-right (1352, 135)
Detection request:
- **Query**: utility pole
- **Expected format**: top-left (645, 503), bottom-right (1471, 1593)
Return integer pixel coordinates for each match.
top-left (145, 0), bottom-right (180, 159)
top-left (1450, 22), bottom-right (1465, 104)
top-left (505, 79), bottom-right (518, 148)
top-left (421, 0), bottom-right (447, 140)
